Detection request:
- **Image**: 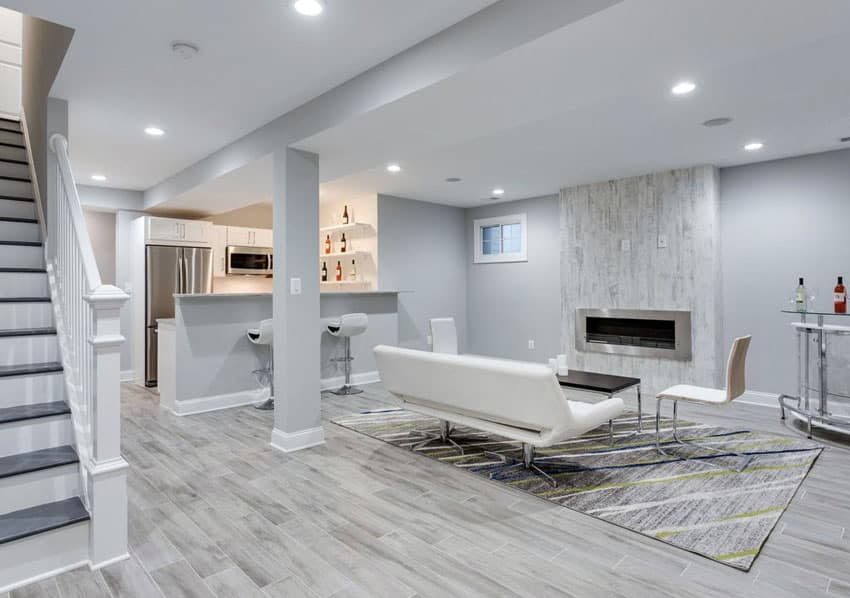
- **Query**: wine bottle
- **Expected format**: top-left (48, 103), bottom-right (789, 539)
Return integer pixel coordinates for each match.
top-left (835, 276), bottom-right (847, 314)
top-left (321, 262), bottom-right (328, 282)
top-left (795, 277), bottom-right (807, 313)
top-left (335, 261), bottom-right (342, 282)
top-left (340, 233), bottom-right (347, 253)
top-left (342, 205), bottom-right (349, 225)
top-left (324, 235), bottom-right (331, 254)
top-left (350, 259), bottom-right (357, 281)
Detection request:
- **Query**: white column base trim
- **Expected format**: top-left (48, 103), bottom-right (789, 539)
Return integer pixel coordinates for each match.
top-left (89, 552), bottom-right (130, 571)
top-left (320, 371), bottom-right (380, 391)
top-left (120, 370), bottom-right (135, 382)
top-left (270, 426), bottom-right (325, 453)
top-left (165, 390), bottom-right (265, 416)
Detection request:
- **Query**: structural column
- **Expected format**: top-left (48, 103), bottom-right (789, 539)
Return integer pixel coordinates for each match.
top-left (270, 147), bottom-right (324, 452)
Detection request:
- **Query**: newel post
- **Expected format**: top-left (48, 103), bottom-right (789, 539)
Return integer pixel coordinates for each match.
top-left (85, 284), bottom-right (130, 569)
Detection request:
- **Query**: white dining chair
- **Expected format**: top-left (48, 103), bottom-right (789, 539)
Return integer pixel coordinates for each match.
top-left (655, 335), bottom-right (752, 470)
top-left (428, 317), bottom-right (458, 355)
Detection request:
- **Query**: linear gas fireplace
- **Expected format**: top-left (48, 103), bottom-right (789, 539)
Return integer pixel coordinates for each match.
top-left (576, 309), bottom-right (692, 360)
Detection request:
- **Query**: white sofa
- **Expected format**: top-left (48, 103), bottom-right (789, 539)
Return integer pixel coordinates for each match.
top-left (374, 345), bottom-right (624, 485)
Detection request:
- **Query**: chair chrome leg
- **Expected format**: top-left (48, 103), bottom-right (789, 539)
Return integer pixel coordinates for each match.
top-left (332, 336), bottom-right (363, 395)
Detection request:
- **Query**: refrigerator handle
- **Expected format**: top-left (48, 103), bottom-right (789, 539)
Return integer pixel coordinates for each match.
top-left (176, 256), bottom-right (183, 294)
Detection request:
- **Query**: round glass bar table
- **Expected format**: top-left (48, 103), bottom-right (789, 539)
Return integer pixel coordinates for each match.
top-left (779, 308), bottom-right (850, 438)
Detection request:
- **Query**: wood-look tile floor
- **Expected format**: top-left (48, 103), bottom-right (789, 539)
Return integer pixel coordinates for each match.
top-left (7, 383), bottom-right (850, 598)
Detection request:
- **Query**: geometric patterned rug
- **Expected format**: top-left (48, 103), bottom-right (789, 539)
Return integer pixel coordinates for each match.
top-left (331, 408), bottom-right (822, 571)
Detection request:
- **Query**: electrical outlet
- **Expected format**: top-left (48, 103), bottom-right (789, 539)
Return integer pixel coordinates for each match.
top-left (528, 339), bottom-right (535, 350)
top-left (657, 235), bottom-right (668, 249)
top-left (620, 239), bottom-right (631, 252)
top-left (290, 277), bottom-right (302, 295)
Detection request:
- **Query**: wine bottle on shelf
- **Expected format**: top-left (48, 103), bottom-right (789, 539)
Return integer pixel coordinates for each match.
top-left (340, 233), bottom-right (347, 253)
top-left (342, 205), bottom-right (349, 225)
top-left (795, 277), bottom-right (807, 313)
top-left (350, 259), bottom-right (357, 281)
top-left (324, 235), bottom-right (331, 254)
top-left (335, 261), bottom-right (342, 282)
top-left (835, 276), bottom-right (847, 314)
top-left (321, 262), bottom-right (328, 282)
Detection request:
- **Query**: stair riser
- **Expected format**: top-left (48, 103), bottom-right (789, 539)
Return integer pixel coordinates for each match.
top-left (0, 464), bottom-right (79, 516)
top-left (0, 199), bottom-right (36, 220)
top-left (0, 130), bottom-right (23, 146)
top-left (0, 179), bottom-right (32, 199)
top-left (0, 162), bottom-right (28, 179)
top-left (0, 334), bottom-right (58, 367)
top-left (0, 372), bottom-right (64, 410)
top-left (0, 415), bottom-right (71, 458)
top-left (0, 221), bottom-right (39, 243)
top-left (0, 146), bottom-right (26, 163)
top-left (0, 121), bottom-right (21, 132)
top-left (0, 272), bottom-right (48, 297)
top-left (0, 244), bottom-right (43, 268)
top-left (0, 302), bottom-right (54, 330)
top-left (0, 520), bottom-right (89, 593)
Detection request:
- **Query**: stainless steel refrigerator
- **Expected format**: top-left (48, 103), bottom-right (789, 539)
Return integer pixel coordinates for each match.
top-left (145, 245), bottom-right (213, 386)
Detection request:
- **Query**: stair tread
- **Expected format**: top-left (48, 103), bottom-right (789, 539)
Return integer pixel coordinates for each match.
top-left (0, 127), bottom-right (21, 135)
top-left (0, 445), bottom-right (77, 479)
top-left (0, 497), bottom-right (88, 546)
top-left (0, 401), bottom-right (69, 425)
top-left (0, 158), bottom-right (27, 166)
top-left (0, 240), bottom-right (42, 247)
top-left (0, 175), bottom-right (30, 182)
top-left (0, 327), bottom-right (56, 338)
top-left (0, 216), bottom-right (37, 223)
top-left (0, 297), bottom-right (51, 304)
top-left (0, 267), bottom-right (47, 273)
top-left (0, 196), bottom-right (35, 203)
top-left (0, 362), bottom-right (63, 378)
top-left (0, 117), bottom-right (20, 125)
top-left (0, 142), bottom-right (25, 150)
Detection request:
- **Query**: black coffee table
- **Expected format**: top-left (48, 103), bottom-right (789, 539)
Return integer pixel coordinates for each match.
top-left (557, 370), bottom-right (643, 430)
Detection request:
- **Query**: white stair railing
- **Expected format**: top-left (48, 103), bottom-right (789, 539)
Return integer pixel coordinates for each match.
top-left (47, 134), bottom-right (130, 568)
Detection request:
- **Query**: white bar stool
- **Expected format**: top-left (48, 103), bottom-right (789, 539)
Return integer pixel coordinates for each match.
top-left (248, 319), bottom-right (274, 410)
top-left (327, 313), bottom-right (368, 395)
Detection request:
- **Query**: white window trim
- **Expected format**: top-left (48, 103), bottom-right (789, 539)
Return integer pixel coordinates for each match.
top-left (473, 213), bottom-right (527, 264)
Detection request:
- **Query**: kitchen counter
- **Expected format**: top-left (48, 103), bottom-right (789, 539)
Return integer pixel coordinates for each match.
top-left (159, 291), bottom-right (406, 415)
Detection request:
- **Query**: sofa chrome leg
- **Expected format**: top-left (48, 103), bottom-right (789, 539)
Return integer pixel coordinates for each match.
top-left (408, 422), bottom-right (488, 455)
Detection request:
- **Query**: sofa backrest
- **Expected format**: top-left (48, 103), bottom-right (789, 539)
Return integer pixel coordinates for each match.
top-left (374, 345), bottom-right (571, 433)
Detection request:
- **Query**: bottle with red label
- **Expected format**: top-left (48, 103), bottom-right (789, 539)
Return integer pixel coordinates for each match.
top-left (835, 276), bottom-right (847, 314)
top-left (335, 261), bottom-right (342, 281)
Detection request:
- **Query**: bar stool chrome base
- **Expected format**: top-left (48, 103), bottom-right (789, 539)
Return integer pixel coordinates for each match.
top-left (331, 385), bottom-right (363, 396)
top-left (254, 397), bottom-right (275, 410)
top-left (327, 315), bottom-right (369, 396)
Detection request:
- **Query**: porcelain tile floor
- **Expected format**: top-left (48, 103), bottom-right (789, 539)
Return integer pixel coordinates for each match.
top-left (6, 383), bottom-right (850, 598)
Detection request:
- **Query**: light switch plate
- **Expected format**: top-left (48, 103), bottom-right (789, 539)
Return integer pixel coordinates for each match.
top-left (657, 235), bottom-right (668, 249)
top-left (620, 239), bottom-right (631, 252)
top-left (290, 277), bottom-right (302, 295)
top-left (528, 339), bottom-right (535, 350)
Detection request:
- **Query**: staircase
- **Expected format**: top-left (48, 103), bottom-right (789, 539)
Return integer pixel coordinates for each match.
top-left (0, 117), bottom-right (129, 592)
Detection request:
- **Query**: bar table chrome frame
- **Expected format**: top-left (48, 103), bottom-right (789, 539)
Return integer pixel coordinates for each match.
top-left (778, 310), bottom-right (850, 439)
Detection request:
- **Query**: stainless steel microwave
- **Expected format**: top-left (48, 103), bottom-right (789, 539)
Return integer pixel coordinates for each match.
top-left (226, 246), bottom-right (273, 275)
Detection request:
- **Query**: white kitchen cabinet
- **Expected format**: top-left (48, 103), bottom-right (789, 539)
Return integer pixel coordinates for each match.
top-left (212, 225), bottom-right (228, 277)
top-left (145, 217), bottom-right (212, 246)
top-left (226, 226), bottom-right (272, 248)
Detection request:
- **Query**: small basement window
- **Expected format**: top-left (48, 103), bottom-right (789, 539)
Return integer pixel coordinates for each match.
top-left (473, 213), bottom-right (527, 264)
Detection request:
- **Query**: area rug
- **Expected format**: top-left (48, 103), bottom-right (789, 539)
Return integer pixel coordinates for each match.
top-left (331, 408), bottom-right (822, 571)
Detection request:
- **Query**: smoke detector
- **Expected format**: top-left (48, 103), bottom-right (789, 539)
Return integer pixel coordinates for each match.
top-left (171, 41), bottom-right (200, 60)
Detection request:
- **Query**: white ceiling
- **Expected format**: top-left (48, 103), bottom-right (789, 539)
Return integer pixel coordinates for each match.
top-left (1, 0), bottom-right (497, 190)
top-left (303, 0), bottom-right (850, 207)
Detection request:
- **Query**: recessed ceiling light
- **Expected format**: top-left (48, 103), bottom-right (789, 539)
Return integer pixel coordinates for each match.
top-left (492, 188), bottom-right (505, 196)
top-left (292, 0), bottom-right (325, 16)
top-left (744, 141), bottom-right (764, 151)
top-left (671, 81), bottom-right (697, 95)
top-left (445, 177), bottom-right (462, 183)
top-left (91, 174), bottom-right (106, 182)
top-left (703, 117), bottom-right (732, 127)
top-left (387, 163), bottom-right (401, 173)
top-left (144, 126), bottom-right (165, 137)
top-left (171, 41), bottom-right (199, 60)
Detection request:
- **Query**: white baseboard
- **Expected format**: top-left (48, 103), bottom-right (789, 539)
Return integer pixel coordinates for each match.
top-left (120, 370), bottom-right (135, 382)
top-left (737, 391), bottom-right (781, 409)
top-left (320, 370), bottom-right (380, 391)
top-left (270, 426), bottom-right (325, 453)
top-left (166, 390), bottom-right (264, 417)
top-left (89, 552), bottom-right (130, 571)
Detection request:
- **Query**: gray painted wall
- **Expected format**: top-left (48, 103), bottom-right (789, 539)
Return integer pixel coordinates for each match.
top-left (720, 148), bottom-right (850, 396)
top-left (465, 195), bottom-right (561, 362)
top-left (560, 166), bottom-right (723, 397)
top-left (378, 194), bottom-right (467, 352)
top-left (82, 209), bottom-right (115, 285)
